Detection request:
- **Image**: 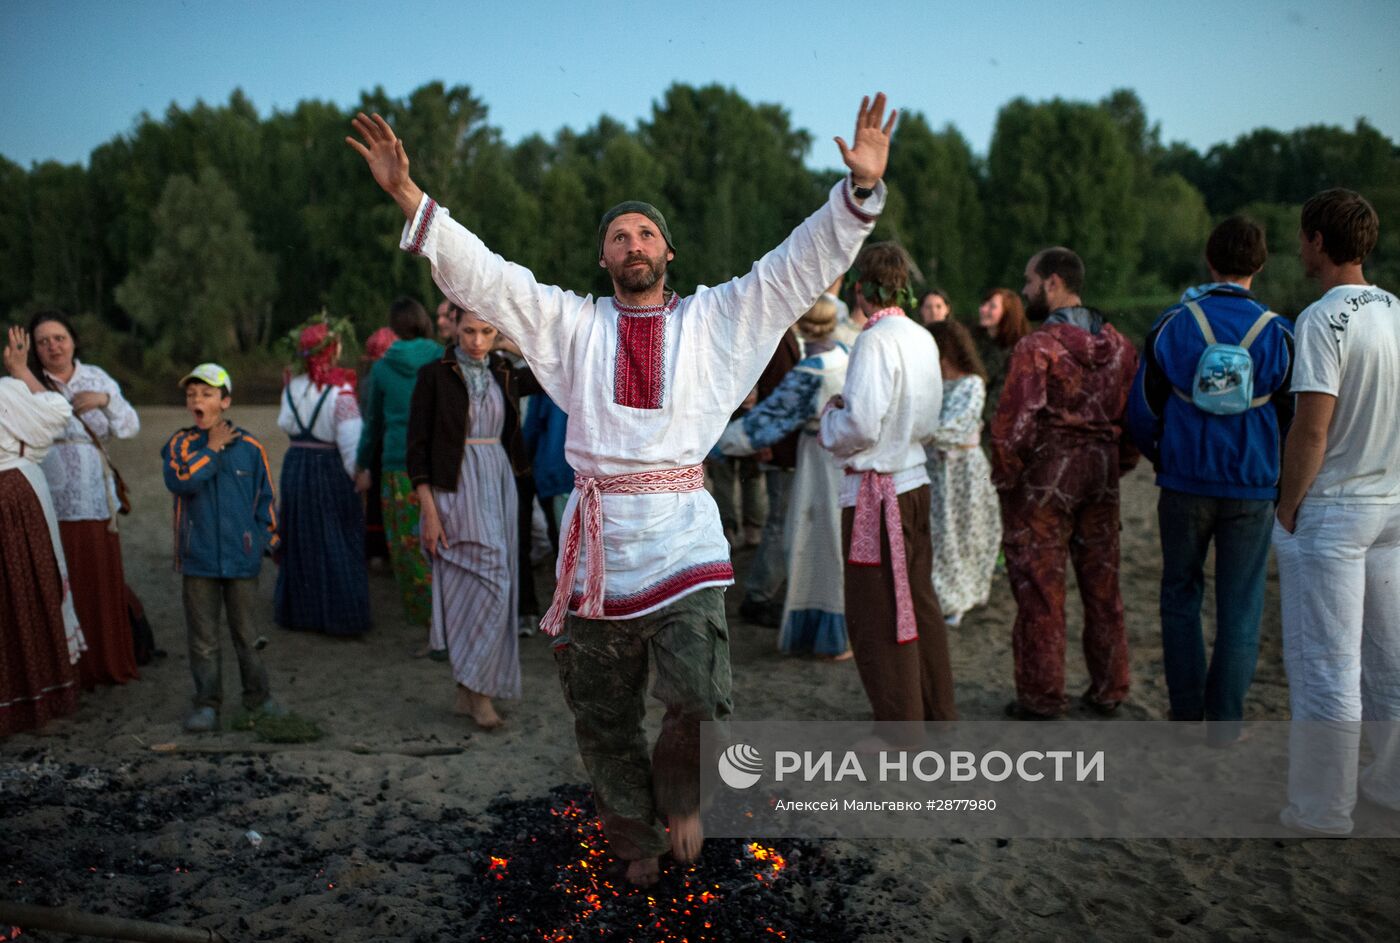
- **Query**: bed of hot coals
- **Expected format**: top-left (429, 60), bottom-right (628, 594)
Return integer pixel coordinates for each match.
top-left (0, 752), bottom-right (874, 942)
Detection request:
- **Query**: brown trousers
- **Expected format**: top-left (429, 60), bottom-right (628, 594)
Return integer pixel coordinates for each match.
top-left (842, 485), bottom-right (958, 722)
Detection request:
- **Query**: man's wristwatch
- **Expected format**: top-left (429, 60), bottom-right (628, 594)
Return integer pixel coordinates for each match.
top-left (851, 178), bottom-right (876, 199)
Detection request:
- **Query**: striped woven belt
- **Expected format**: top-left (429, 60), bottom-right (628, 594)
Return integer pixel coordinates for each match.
top-left (539, 464), bottom-right (706, 635)
top-left (463, 437), bottom-right (501, 445)
top-left (844, 468), bottom-right (917, 644)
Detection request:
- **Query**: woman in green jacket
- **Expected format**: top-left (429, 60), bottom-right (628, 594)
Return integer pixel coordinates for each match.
top-left (355, 297), bottom-right (443, 629)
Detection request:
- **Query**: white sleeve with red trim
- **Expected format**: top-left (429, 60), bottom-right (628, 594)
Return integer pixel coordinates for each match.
top-left (333, 390), bottom-right (362, 478)
top-left (688, 177), bottom-right (884, 410)
top-left (400, 196), bottom-right (591, 407)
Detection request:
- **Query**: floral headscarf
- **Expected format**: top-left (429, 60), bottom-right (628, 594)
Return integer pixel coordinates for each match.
top-left (296, 321), bottom-right (358, 391)
top-left (364, 326), bottom-right (397, 363)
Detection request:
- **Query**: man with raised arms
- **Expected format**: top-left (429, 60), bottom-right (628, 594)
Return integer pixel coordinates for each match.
top-left (348, 94), bottom-right (896, 885)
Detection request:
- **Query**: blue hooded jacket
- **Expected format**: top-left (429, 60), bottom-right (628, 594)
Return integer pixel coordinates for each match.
top-left (1126, 284), bottom-right (1294, 500)
top-left (162, 424), bottom-right (280, 578)
top-left (522, 393), bottom-right (573, 498)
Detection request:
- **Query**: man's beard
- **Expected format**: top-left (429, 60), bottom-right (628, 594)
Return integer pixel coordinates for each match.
top-left (610, 252), bottom-right (667, 293)
top-left (1024, 286), bottom-right (1051, 321)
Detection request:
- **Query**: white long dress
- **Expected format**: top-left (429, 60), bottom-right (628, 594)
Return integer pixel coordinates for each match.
top-left (718, 345), bottom-right (849, 654)
top-left (925, 375), bottom-right (1001, 617)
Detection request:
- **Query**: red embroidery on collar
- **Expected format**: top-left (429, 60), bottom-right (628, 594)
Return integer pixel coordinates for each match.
top-left (613, 293), bottom-right (680, 316)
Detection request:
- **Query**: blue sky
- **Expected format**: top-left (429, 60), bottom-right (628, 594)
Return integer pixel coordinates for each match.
top-left (3, 0), bottom-right (1398, 169)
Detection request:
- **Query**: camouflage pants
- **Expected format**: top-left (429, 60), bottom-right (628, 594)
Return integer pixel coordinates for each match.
top-left (1000, 444), bottom-right (1131, 716)
top-left (553, 587), bottom-right (732, 860)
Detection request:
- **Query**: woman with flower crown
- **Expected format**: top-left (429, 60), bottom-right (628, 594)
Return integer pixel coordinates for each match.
top-left (274, 315), bottom-right (370, 635)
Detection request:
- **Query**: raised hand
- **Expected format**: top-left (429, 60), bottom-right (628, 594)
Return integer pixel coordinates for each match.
top-left (346, 112), bottom-right (425, 218)
top-left (834, 93), bottom-right (898, 189)
top-left (3, 326), bottom-right (30, 377)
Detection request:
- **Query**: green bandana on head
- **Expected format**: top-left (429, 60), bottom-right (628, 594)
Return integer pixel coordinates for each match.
top-left (597, 201), bottom-right (676, 258)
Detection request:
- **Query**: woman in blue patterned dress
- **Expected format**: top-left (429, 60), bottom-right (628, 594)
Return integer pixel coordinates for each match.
top-left (925, 321), bottom-right (1001, 626)
top-left (717, 298), bottom-right (852, 658)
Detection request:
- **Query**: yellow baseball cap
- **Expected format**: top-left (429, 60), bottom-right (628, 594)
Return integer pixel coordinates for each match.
top-left (179, 362), bottom-right (232, 393)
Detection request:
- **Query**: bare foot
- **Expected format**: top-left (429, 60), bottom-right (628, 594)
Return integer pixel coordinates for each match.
top-left (625, 857), bottom-right (660, 887)
top-left (668, 811), bottom-right (703, 863)
top-left (412, 643), bottom-right (433, 658)
top-left (820, 649), bottom-right (854, 662)
top-left (467, 689), bottom-right (503, 730)
top-left (452, 685), bottom-right (473, 716)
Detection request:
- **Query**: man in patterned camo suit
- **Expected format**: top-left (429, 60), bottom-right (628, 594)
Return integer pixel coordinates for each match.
top-left (991, 247), bottom-right (1139, 719)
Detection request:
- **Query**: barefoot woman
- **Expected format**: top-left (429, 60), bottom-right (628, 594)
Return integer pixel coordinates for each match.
top-left (408, 306), bottom-right (538, 729)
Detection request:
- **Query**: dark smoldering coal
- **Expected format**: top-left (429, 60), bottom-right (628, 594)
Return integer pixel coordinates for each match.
top-left (1, 755), bottom-right (873, 942)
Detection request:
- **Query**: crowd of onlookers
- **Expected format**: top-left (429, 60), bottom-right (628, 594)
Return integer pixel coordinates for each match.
top-left (2, 185), bottom-right (1395, 837)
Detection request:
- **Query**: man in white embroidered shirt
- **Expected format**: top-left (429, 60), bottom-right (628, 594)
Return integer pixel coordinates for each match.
top-left (349, 94), bottom-right (895, 885)
top-left (819, 242), bottom-right (958, 724)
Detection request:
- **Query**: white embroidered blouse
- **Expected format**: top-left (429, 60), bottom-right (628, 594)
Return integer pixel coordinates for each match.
top-left (401, 178), bottom-right (884, 618)
top-left (277, 375), bottom-right (363, 477)
top-left (39, 361), bottom-right (141, 522)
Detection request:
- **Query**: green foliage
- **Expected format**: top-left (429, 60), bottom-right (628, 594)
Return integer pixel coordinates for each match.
top-left (985, 95), bottom-right (1144, 296)
top-left (642, 84), bottom-right (825, 294)
top-left (882, 113), bottom-right (987, 312)
top-left (1136, 173), bottom-right (1212, 294)
top-left (114, 166), bottom-right (276, 366)
top-left (231, 708), bottom-right (325, 743)
top-left (5, 82), bottom-right (1400, 399)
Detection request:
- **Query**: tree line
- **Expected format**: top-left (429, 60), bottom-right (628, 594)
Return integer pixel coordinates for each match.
top-left (2, 82), bottom-right (1396, 401)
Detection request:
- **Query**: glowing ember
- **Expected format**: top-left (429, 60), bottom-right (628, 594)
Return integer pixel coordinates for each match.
top-left (468, 788), bottom-right (870, 942)
top-left (3, 763), bottom-right (872, 942)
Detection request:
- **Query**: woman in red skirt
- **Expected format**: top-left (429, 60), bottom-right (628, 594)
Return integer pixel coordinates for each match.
top-left (28, 310), bottom-right (141, 688)
top-left (1, 326), bottom-right (85, 736)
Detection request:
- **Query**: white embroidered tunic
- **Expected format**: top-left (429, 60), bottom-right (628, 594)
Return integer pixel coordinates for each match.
top-left (39, 361), bottom-right (140, 521)
top-left (820, 315), bottom-right (943, 507)
top-left (401, 178), bottom-right (884, 618)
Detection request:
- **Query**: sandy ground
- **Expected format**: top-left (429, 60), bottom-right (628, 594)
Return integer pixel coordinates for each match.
top-left (3, 404), bottom-right (1398, 941)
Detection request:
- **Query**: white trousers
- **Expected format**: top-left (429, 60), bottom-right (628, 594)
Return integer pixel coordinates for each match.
top-left (1273, 501), bottom-right (1400, 833)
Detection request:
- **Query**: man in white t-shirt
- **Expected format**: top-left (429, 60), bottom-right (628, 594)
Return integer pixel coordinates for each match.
top-left (1274, 188), bottom-right (1400, 835)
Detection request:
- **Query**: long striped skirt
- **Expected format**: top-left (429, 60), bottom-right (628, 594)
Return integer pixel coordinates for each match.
top-left (0, 469), bottom-right (79, 736)
top-left (274, 443), bottom-right (370, 635)
top-left (61, 519), bottom-right (139, 687)
top-left (380, 470), bottom-right (433, 627)
top-left (427, 439), bottom-right (520, 700)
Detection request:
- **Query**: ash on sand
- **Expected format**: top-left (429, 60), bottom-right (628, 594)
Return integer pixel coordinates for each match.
top-left (1, 756), bottom-right (873, 942)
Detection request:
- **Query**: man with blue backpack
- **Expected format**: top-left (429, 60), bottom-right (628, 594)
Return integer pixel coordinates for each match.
top-left (1126, 217), bottom-right (1294, 744)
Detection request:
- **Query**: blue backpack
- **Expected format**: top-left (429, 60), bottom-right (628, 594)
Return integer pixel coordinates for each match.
top-left (1173, 301), bottom-right (1278, 416)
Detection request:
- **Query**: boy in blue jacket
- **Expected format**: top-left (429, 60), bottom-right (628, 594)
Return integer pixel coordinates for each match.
top-left (1126, 217), bottom-right (1294, 743)
top-left (162, 363), bottom-right (282, 732)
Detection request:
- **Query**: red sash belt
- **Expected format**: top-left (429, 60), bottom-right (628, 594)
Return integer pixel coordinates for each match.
top-left (846, 469), bottom-right (918, 644)
top-left (540, 464), bottom-right (706, 636)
